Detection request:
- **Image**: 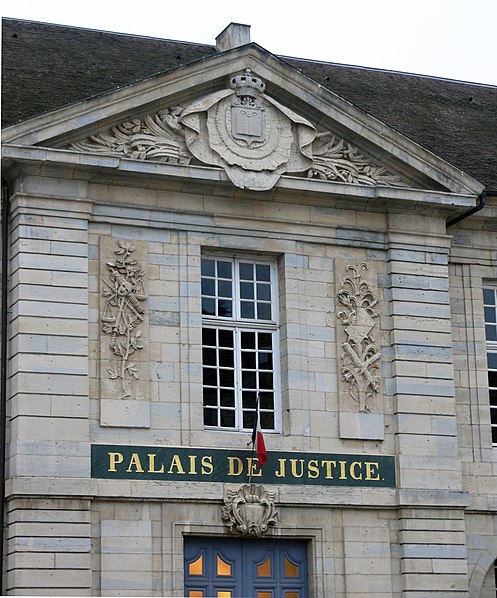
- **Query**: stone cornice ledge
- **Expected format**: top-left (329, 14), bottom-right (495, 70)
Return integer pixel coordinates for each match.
top-left (397, 489), bottom-right (470, 509)
top-left (2, 144), bottom-right (477, 215)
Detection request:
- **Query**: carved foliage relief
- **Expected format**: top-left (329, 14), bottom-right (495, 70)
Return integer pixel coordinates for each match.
top-left (100, 238), bottom-right (149, 401)
top-left (67, 70), bottom-right (410, 191)
top-left (336, 261), bottom-right (382, 413)
top-left (222, 484), bottom-right (277, 537)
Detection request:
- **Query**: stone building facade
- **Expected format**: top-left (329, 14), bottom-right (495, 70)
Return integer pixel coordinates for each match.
top-left (1, 18), bottom-right (497, 597)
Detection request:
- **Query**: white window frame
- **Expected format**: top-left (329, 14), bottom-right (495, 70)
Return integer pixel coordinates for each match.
top-left (201, 253), bottom-right (281, 433)
top-left (483, 285), bottom-right (497, 446)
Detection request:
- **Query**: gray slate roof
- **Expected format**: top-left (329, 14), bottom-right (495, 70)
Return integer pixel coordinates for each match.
top-left (2, 18), bottom-right (496, 187)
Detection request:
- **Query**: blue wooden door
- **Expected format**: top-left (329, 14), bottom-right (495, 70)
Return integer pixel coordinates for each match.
top-left (184, 537), bottom-right (308, 598)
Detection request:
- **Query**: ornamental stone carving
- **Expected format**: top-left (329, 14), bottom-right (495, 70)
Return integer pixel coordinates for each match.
top-left (221, 484), bottom-right (277, 537)
top-left (101, 239), bottom-right (148, 400)
top-left (67, 69), bottom-right (411, 191)
top-left (337, 262), bottom-right (381, 412)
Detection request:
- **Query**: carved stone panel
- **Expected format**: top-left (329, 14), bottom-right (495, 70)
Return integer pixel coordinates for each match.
top-left (100, 238), bottom-right (150, 409)
top-left (221, 484), bottom-right (277, 537)
top-left (335, 260), bottom-right (384, 440)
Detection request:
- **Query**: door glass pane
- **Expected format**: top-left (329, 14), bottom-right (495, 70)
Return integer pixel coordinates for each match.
top-left (188, 554), bottom-right (203, 576)
top-left (286, 593), bottom-right (299, 598)
top-left (257, 556), bottom-right (271, 577)
top-left (217, 554), bottom-right (232, 576)
top-left (258, 593), bottom-right (272, 598)
top-left (189, 592), bottom-right (203, 597)
top-left (217, 592), bottom-right (231, 598)
top-left (284, 556), bottom-right (299, 577)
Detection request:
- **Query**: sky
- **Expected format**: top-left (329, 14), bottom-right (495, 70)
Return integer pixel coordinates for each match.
top-left (3, 0), bottom-right (497, 86)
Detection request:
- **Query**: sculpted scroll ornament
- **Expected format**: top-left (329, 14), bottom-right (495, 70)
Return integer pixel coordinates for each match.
top-left (101, 241), bottom-right (147, 399)
top-left (68, 70), bottom-right (411, 190)
top-left (337, 263), bottom-right (381, 412)
top-left (221, 484), bottom-right (277, 537)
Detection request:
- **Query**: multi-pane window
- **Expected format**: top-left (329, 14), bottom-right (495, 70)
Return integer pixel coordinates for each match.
top-left (483, 287), bottom-right (497, 445)
top-left (201, 256), bottom-right (279, 432)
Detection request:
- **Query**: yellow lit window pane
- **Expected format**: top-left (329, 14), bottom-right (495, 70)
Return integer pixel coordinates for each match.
top-left (258, 592), bottom-right (272, 598)
top-left (217, 554), bottom-right (232, 576)
top-left (217, 592), bottom-right (231, 598)
top-left (188, 554), bottom-right (203, 576)
top-left (284, 556), bottom-right (299, 577)
top-left (189, 592), bottom-right (203, 597)
top-left (286, 593), bottom-right (299, 598)
top-left (257, 556), bottom-right (271, 577)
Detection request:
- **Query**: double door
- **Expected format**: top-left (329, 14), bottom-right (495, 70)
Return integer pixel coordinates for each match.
top-left (184, 536), bottom-right (308, 597)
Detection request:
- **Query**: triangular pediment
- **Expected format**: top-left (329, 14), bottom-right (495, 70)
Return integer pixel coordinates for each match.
top-left (2, 44), bottom-right (483, 196)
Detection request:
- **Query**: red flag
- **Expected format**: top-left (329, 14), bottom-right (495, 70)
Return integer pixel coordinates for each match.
top-left (251, 398), bottom-right (267, 467)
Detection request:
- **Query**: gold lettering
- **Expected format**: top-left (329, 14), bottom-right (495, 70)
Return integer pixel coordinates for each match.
top-left (339, 461), bottom-right (347, 480)
top-left (307, 459), bottom-right (320, 479)
top-left (350, 461), bottom-right (363, 480)
top-left (228, 457), bottom-right (243, 476)
top-left (275, 459), bottom-right (286, 478)
top-left (246, 458), bottom-right (263, 477)
top-left (189, 455), bottom-right (197, 475)
top-left (168, 454), bottom-right (185, 475)
top-left (321, 460), bottom-right (336, 479)
top-left (290, 459), bottom-right (305, 478)
top-left (365, 461), bottom-right (380, 481)
top-left (147, 453), bottom-right (165, 474)
top-left (108, 452), bottom-right (124, 472)
top-left (201, 455), bottom-right (213, 475)
top-left (126, 453), bottom-right (144, 473)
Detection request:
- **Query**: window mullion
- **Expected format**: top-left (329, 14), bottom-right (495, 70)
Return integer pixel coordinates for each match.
top-left (234, 328), bottom-right (243, 431)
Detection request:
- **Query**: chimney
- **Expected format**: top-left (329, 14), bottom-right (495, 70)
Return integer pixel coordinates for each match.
top-left (216, 23), bottom-right (251, 52)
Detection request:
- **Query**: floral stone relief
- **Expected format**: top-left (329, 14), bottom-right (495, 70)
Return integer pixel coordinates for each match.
top-left (336, 261), bottom-right (382, 414)
top-left (100, 238), bottom-right (149, 401)
top-left (68, 69), bottom-right (410, 191)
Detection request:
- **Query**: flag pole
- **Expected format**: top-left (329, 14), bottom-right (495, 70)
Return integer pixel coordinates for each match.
top-left (248, 392), bottom-right (260, 486)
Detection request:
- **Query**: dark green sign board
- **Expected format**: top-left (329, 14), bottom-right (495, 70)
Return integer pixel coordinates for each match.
top-left (91, 444), bottom-right (396, 488)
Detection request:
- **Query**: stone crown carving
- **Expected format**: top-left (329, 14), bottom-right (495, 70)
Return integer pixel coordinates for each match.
top-left (68, 69), bottom-right (410, 191)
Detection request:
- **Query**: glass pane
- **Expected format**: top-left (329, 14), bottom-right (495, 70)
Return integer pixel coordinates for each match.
top-left (219, 369), bottom-right (234, 387)
top-left (284, 556), bottom-right (299, 577)
top-left (256, 264), bottom-right (270, 281)
top-left (257, 303), bottom-right (272, 320)
top-left (259, 372), bottom-right (274, 390)
top-left (241, 301), bottom-right (255, 319)
top-left (258, 593), bottom-right (272, 598)
top-left (483, 288), bottom-right (496, 305)
top-left (202, 348), bottom-right (217, 366)
top-left (485, 306), bottom-right (497, 323)
top-left (259, 392), bottom-right (274, 410)
top-left (243, 410), bottom-right (256, 429)
top-left (257, 282), bottom-right (271, 300)
top-left (258, 333), bottom-right (272, 351)
top-left (201, 278), bottom-right (215, 296)
top-left (217, 261), bottom-right (232, 279)
top-left (217, 554), bottom-right (232, 576)
top-left (217, 592), bottom-right (232, 598)
top-left (219, 349), bottom-right (234, 367)
top-left (218, 299), bottom-right (232, 317)
top-left (257, 556), bottom-right (271, 577)
top-left (203, 408), bottom-right (217, 426)
top-left (242, 391), bottom-right (257, 409)
top-left (239, 262), bottom-right (253, 280)
top-left (486, 324), bottom-right (497, 341)
top-left (202, 328), bottom-right (216, 346)
top-left (242, 371), bottom-right (257, 388)
top-left (487, 352), bottom-right (497, 370)
top-left (258, 352), bottom-right (273, 370)
top-left (489, 371), bottom-right (497, 387)
top-left (220, 410), bottom-right (235, 427)
top-left (241, 332), bottom-right (256, 349)
top-left (492, 426), bottom-right (497, 444)
top-left (240, 282), bottom-right (254, 299)
top-left (220, 389), bottom-right (235, 407)
top-left (203, 388), bottom-right (217, 406)
top-left (219, 329), bottom-right (234, 348)
top-left (203, 367), bottom-right (217, 387)
top-left (188, 554), bottom-right (203, 576)
top-left (189, 592), bottom-right (204, 597)
top-left (218, 280), bottom-right (232, 298)
top-left (201, 258), bottom-right (215, 276)
top-left (202, 298), bottom-right (215, 316)
top-left (260, 411), bottom-right (274, 429)
top-left (242, 351), bottom-right (256, 369)
top-left (286, 593), bottom-right (299, 598)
